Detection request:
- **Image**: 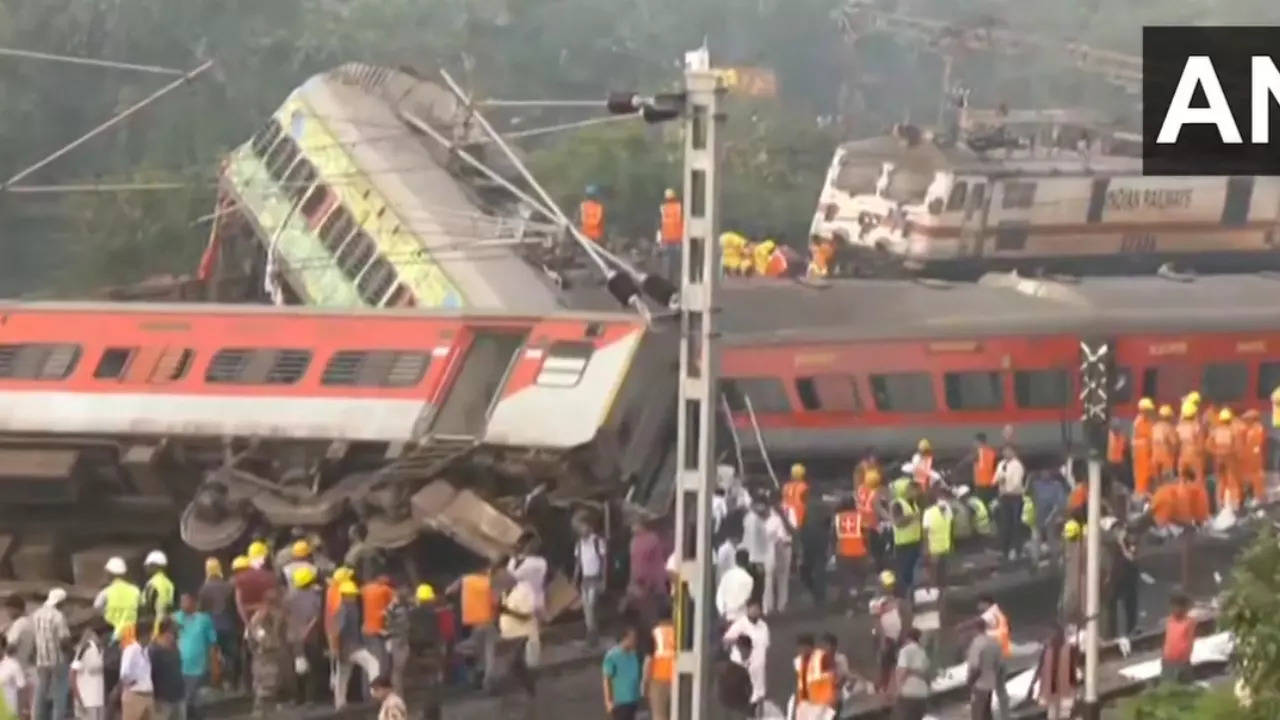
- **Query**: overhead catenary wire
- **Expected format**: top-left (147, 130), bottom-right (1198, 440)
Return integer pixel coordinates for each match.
top-left (0, 46), bottom-right (188, 76)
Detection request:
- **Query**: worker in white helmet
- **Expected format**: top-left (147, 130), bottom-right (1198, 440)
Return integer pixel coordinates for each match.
top-left (93, 556), bottom-right (141, 639)
top-left (141, 550), bottom-right (174, 633)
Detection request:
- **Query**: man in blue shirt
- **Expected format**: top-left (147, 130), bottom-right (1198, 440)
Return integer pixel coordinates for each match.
top-left (172, 593), bottom-right (218, 720)
top-left (602, 626), bottom-right (642, 720)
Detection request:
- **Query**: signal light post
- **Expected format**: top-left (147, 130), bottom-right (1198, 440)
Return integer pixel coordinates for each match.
top-left (1079, 337), bottom-right (1113, 720)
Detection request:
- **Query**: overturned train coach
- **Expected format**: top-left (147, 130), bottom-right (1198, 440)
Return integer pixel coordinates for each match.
top-left (4, 272), bottom-right (1280, 582)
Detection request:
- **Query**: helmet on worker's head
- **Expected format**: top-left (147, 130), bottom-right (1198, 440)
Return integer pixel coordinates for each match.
top-left (1187, 391), bottom-right (1202, 405)
top-left (1137, 397), bottom-right (1155, 412)
top-left (1218, 408), bottom-right (1234, 423)
top-left (585, 184), bottom-right (599, 198)
top-left (231, 555), bottom-right (251, 572)
top-left (339, 580), bottom-right (359, 596)
top-left (1271, 387), bottom-right (1280, 403)
top-left (1158, 404), bottom-right (1173, 419)
top-left (292, 566), bottom-right (317, 589)
top-left (759, 239), bottom-right (776, 252)
top-left (663, 188), bottom-right (677, 201)
top-left (790, 463), bottom-right (806, 480)
top-left (917, 438), bottom-right (932, 453)
top-left (333, 566), bottom-right (354, 583)
top-left (104, 557), bottom-right (127, 576)
top-left (144, 550), bottom-right (167, 568)
top-left (1180, 401), bottom-right (1197, 420)
top-left (204, 557), bottom-right (223, 578)
top-left (247, 541), bottom-right (269, 560)
top-left (291, 540), bottom-right (311, 559)
top-left (879, 570), bottom-right (896, 587)
top-left (1063, 520), bottom-right (1082, 541)
top-left (416, 583), bottom-right (437, 604)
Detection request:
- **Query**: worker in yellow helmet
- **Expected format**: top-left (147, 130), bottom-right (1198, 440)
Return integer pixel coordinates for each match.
top-left (1151, 405), bottom-right (1177, 484)
top-left (719, 232), bottom-right (748, 276)
top-left (1208, 407), bottom-right (1241, 510)
top-left (284, 564), bottom-right (325, 703)
top-left (869, 569), bottom-right (902, 690)
top-left (324, 567), bottom-right (355, 650)
top-left (752, 239), bottom-right (776, 276)
top-left (332, 580), bottom-right (380, 710)
top-left (1176, 401), bottom-right (1206, 488)
top-left (280, 539), bottom-right (317, 589)
top-left (247, 540), bottom-right (270, 569)
top-left (198, 557), bottom-right (240, 683)
top-left (781, 463), bottom-right (810, 529)
top-left (904, 438), bottom-right (940, 491)
top-left (1132, 398), bottom-right (1156, 496)
top-left (381, 583), bottom-right (443, 708)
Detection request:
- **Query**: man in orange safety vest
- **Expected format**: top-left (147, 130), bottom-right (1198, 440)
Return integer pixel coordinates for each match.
top-left (657, 188), bottom-right (683, 282)
top-left (579, 185), bottom-right (606, 246)
top-left (1131, 398), bottom-right (1155, 497)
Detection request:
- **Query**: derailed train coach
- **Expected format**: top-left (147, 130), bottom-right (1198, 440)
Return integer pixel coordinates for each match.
top-left (0, 302), bottom-right (677, 588)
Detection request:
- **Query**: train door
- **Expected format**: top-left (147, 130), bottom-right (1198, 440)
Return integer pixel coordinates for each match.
top-left (961, 179), bottom-right (989, 257)
top-left (1222, 176), bottom-right (1254, 228)
top-left (988, 179), bottom-right (1036, 255)
top-left (429, 329), bottom-right (528, 438)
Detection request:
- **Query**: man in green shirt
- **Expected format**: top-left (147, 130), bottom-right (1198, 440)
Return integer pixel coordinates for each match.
top-left (602, 626), bottom-right (642, 720)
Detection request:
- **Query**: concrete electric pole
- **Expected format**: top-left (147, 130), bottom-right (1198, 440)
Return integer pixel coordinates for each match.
top-left (670, 51), bottom-right (726, 720)
top-left (1078, 337), bottom-right (1113, 720)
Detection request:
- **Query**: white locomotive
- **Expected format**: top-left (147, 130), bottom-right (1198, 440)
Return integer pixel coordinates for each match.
top-left (810, 108), bottom-right (1280, 277)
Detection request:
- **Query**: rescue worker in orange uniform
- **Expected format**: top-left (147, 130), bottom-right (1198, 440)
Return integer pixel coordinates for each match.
top-left (1241, 409), bottom-right (1266, 507)
top-left (1105, 420), bottom-right (1129, 489)
top-left (1150, 478), bottom-right (1180, 530)
top-left (1131, 398), bottom-right (1156, 496)
top-left (854, 458), bottom-right (890, 571)
top-left (579, 185), bottom-right (606, 245)
top-left (972, 432), bottom-right (999, 505)
top-left (795, 633), bottom-right (836, 719)
top-left (807, 235), bottom-right (834, 278)
top-left (1207, 408), bottom-right (1241, 511)
top-left (644, 608), bottom-right (676, 720)
top-left (832, 501), bottom-right (870, 589)
top-left (782, 464), bottom-right (810, 530)
top-left (905, 439), bottom-right (941, 491)
top-left (978, 595), bottom-right (1013, 659)
top-left (1175, 401), bottom-right (1205, 489)
top-left (1177, 467), bottom-right (1211, 526)
top-left (1150, 405), bottom-right (1177, 486)
top-left (657, 188), bottom-right (683, 281)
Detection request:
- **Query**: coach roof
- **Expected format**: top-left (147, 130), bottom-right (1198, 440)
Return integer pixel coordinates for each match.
top-left (716, 273), bottom-right (1280, 345)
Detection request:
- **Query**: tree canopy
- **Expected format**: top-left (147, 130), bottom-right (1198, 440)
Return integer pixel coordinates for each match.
top-left (3, 0), bottom-right (1280, 294)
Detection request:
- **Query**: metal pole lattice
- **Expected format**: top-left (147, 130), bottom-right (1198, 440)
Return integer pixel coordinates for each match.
top-left (671, 67), bottom-right (725, 720)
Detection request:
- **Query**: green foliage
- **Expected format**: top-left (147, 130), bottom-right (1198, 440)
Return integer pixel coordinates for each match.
top-left (1222, 528), bottom-right (1280, 716)
top-left (1118, 685), bottom-right (1262, 720)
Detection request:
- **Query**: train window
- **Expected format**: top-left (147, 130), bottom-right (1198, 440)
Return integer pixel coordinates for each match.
top-left (149, 348), bottom-right (194, 383)
top-left (318, 207), bottom-right (354, 253)
top-left (1257, 361), bottom-right (1280, 399)
top-left (0, 343), bottom-right (81, 381)
top-left (1014, 369), bottom-right (1070, 409)
top-left (356, 257), bottom-right (398, 306)
top-left (869, 373), bottom-right (936, 413)
top-left (383, 284), bottom-right (416, 308)
top-left (299, 183), bottom-right (331, 219)
top-left (250, 120), bottom-right (282, 158)
top-left (795, 375), bottom-right (862, 412)
top-left (722, 377), bottom-right (792, 414)
top-left (264, 136), bottom-right (300, 181)
top-left (1113, 367), bottom-right (1133, 404)
top-left (995, 223), bottom-right (1029, 251)
top-left (946, 182), bottom-right (968, 212)
top-left (944, 371), bottom-right (1004, 411)
top-left (93, 347), bottom-right (135, 380)
top-left (321, 351), bottom-right (430, 387)
top-left (206, 348), bottom-right (311, 385)
top-left (283, 158), bottom-right (317, 200)
top-left (536, 342), bottom-right (594, 388)
top-left (1201, 363), bottom-right (1247, 402)
top-left (1141, 365), bottom-right (1198, 402)
top-left (1002, 182), bottom-right (1037, 209)
top-left (336, 233), bottom-right (376, 280)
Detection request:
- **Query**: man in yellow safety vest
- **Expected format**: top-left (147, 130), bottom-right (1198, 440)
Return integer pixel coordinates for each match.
top-left (94, 556), bottom-right (141, 639)
top-left (891, 483), bottom-right (923, 599)
top-left (921, 487), bottom-right (954, 592)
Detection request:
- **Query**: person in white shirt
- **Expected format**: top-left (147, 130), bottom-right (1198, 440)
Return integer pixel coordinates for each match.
top-left (497, 572), bottom-right (540, 703)
top-left (742, 500), bottom-right (785, 611)
top-left (729, 635), bottom-right (765, 710)
top-left (765, 505), bottom-right (793, 615)
top-left (722, 601), bottom-right (770, 661)
top-left (118, 624), bottom-right (155, 720)
top-left (715, 550), bottom-right (755, 623)
top-left (714, 535), bottom-right (740, 587)
top-left (508, 533), bottom-right (548, 618)
top-left (572, 517), bottom-right (607, 646)
top-left (994, 446), bottom-right (1027, 561)
top-left (0, 641), bottom-right (26, 720)
top-left (70, 622), bottom-right (108, 720)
